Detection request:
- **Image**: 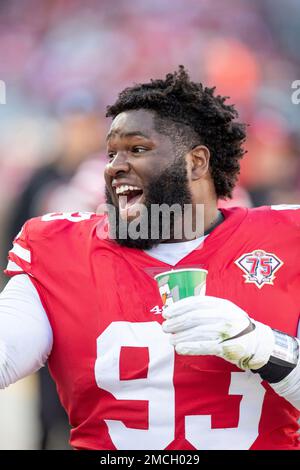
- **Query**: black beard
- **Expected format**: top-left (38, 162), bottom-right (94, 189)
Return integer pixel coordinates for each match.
top-left (104, 157), bottom-right (192, 250)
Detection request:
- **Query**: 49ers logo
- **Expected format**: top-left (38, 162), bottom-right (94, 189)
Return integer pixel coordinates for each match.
top-left (235, 249), bottom-right (283, 289)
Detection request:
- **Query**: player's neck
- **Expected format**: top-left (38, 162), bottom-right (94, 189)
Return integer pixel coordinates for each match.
top-left (203, 205), bottom-right (224, 236)
top-left (162, 204), bottom-right (222, 244)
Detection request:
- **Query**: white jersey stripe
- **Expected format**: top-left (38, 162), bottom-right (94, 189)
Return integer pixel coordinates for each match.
top-left (271, 204), bottom-right (300, 210)
top-left (10, 243), bottom-right (31, 263)
top-left (6, 260), bottom-right (24, 272)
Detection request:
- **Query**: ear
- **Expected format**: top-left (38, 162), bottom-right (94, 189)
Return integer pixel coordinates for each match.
top-left (187, 145), bottom-right (210, 180)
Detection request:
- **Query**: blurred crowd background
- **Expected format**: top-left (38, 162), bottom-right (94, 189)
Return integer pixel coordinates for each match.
top-left (0, 0), bottom-right (299, 450)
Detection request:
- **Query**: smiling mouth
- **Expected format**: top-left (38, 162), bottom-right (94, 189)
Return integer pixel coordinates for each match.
top-left (115, 185), bottom-right (144, 218)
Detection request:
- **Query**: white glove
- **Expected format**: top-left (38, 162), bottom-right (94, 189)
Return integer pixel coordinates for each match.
top-left (162, 295), bottom-right (275, 370)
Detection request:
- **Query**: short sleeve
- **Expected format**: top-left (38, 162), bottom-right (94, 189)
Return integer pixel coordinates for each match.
top-left (4, 221), bottom-right (34, 278)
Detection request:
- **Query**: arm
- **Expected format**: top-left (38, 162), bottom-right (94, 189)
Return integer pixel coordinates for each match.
top-left (267, 321), bottom-right (300, 410)
top-left (162, 296), bottom-right (300, 410)
top-left (0, 274), bottom-right (53, 388)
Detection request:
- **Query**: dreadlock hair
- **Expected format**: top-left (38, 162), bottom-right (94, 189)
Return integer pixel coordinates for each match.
top-left (106, 66), bottom-right (247, 199)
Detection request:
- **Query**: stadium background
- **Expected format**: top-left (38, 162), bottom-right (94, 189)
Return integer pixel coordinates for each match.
top-left (0, 0), bottom-right (299, 449)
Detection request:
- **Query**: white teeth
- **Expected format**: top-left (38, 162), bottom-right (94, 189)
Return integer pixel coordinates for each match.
top-left (115, 185), bottom-right (142, 195)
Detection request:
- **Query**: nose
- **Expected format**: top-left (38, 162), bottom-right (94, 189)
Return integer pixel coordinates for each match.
top-left (105, 151), bottom-right (130, 177)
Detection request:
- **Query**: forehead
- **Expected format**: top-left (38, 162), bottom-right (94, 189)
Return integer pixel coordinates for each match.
top-left (107, 109), bottom-right (157, 139)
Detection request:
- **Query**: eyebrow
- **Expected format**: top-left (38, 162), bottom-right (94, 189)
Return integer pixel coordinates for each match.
top-left (106, 131), bottom-right (150, 141)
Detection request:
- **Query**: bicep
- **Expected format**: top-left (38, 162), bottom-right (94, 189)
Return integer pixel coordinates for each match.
top-left (0, 274), bottom-right (53, 388)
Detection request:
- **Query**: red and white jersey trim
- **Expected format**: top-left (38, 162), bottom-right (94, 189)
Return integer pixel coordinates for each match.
top-left (9, 243), bottom-right (31, 263)
top-left (6, 260), bottom-right (24, 273)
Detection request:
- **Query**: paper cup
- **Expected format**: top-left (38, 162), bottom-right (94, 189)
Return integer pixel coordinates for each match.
top-left (154, 268), bottom-right (208, 308)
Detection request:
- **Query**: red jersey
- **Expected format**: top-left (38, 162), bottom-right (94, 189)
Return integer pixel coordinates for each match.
top-left (5, 205), bottom-right (300, 450)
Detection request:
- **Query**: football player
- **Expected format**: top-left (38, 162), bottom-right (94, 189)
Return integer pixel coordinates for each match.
top-left (0, 67), bottom-right (299, 450)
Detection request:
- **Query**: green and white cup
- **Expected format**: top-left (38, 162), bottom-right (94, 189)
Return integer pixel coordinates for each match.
top-left (154, 268), bottom-right (208, 308)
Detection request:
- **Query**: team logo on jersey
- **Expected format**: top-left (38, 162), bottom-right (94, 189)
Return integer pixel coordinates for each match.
top-left (235, 249), bottom-right (283, 289)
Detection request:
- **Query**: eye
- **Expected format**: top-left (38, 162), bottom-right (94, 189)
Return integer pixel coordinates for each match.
top-left (107, 151), bottom-right (116, 160)
top-left (131, 146), bottom-right (148, 154)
